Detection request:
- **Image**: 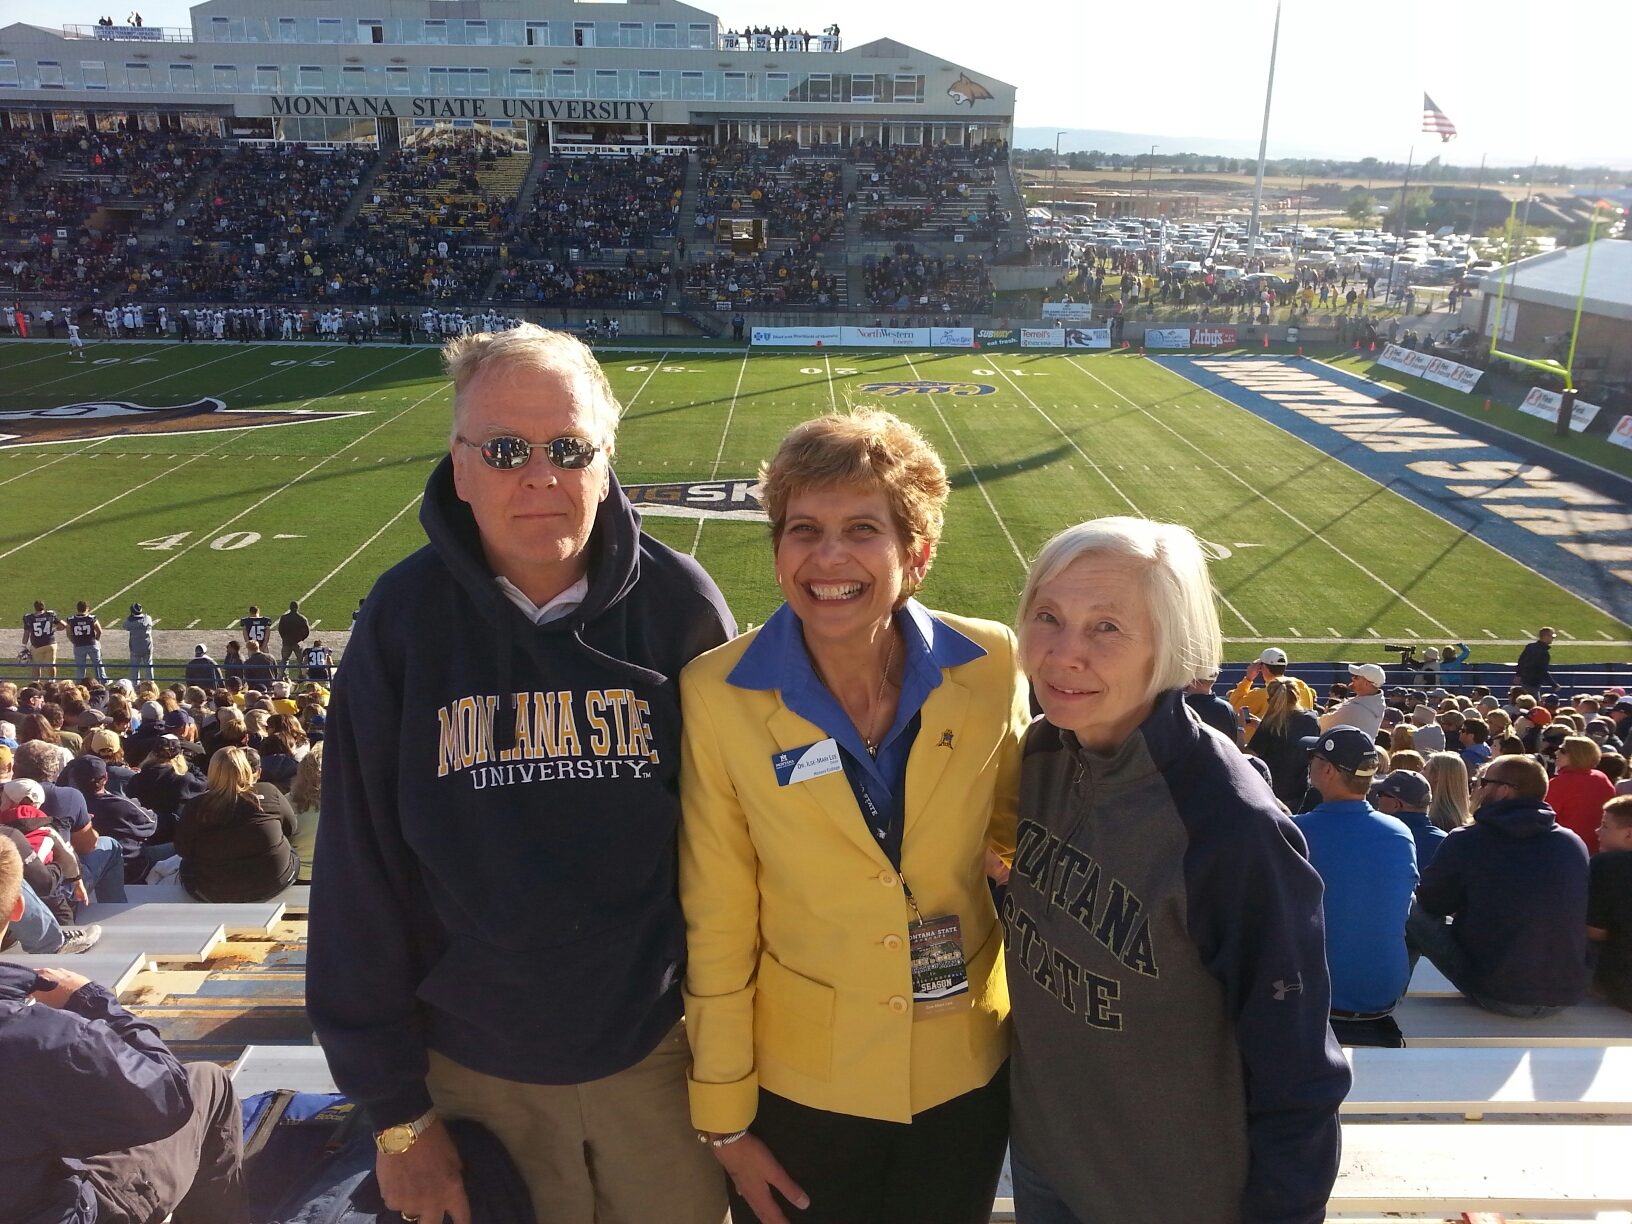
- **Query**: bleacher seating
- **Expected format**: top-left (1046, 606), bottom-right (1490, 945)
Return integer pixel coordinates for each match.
top-left (695, 141), bottom-right (844, 246)
top-left (1, 129), bottom-right (222, 239)
top-left (860, 251), bottom-right (992, 313)
top-left (682, 245), bottom-right (839, 308)
top-left (522, 151), bottom-right (684, 254)
top-left (190, 143), bottom-right (374, 246)
top-left (852, 141), bottom-right (1012, 243)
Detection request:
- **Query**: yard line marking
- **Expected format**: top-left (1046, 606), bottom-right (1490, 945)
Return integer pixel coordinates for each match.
top-left (1068, 355), bottom-right (1457, 637)
top-left (1405, 628), bottom-right (1420, 637)
top-left (1288, 627), bottom-right (1302, 636)
top-left (1327, 627), bottom-right (1340, 636)
top-left (691, 349), bottom-right (749, 557)
top-left (1483, 629), bottom-right (1499, 638)
top-left (1556, 629), bottom-right (1575, 639)
top-left (1366, 628), bottom-right (1381, 637)
top-left (903, 355), bottom-right (1025, 568)
top-left (311, 619), bottom-right (321, 628)
top-left (186, 619), bottom-right (199, 629)
top-left (823, 352), bottom-right (838, 412)
top-left (982, 358), bottom-right (1261, 631)
top-left (10, 342), bottom-right (272, 404)
top-left (97, 358), bottom-right (439, 607)
top-left (300, 492), bottom-right (424, 603)
top-left (620, 351), bottom-right (668, 418)
top-left (1600, 631), bottom-right (1615, 640)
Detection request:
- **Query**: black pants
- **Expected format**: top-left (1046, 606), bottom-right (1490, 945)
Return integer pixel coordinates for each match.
top-left (728, 1062), bottom-right (1009, 1224)
top-left (81, 1061), bottom-right (247, 1224)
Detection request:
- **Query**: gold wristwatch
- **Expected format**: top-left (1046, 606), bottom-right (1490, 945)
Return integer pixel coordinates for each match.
top-left (374, 1108), bottom-right (436, 1156)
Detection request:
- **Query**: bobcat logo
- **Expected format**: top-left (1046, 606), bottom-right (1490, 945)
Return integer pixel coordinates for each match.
top-left (0, 398), bottom-right (364, 447)
top-left (946, 74), bottom-right (994, 107)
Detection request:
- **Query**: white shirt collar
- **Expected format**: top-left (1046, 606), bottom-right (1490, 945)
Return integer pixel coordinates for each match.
top-left (495, 574), bottom-right (589, 626)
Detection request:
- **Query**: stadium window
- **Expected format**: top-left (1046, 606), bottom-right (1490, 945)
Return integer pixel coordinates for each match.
top-left (894, 74), bottom-right (922, 103)
top-left (574, 22), bottom-right (595, 47)
top-left (385, 65), bottom-right (409, 93)
top-left (317, 18), bottom-right (342, 42)
top-left (424, 19), bottom-right (447, 44)
top-left (637, 69), bottom-right (660, 99)
top-left (525, 21), bottom-right (547, 46)
top-left (465, 20), bottom-right (490, 45)
top-left (723, 70), bottom-right (746, 101)
top-left (277, 17), bottom-right (297, 42)
top-left (764, 71), bottom-right (789, 101)
top-left (212, 64), bottom-right (236, 91)
top-left (619, 22), bottom-right (644, 47)
top-left (36, 61), bottom-right (63, 89)
top-left (509, 66), bottom-right (540, 96)
top-left (169, 64), bottom-right (196, 92)
top-left (687, 23), bottom-right (712, 48)
top-left (209, 16), bottom-right (229, 38)
top-left (341, 65), bottom-right (365, 93)
top-left (551, 67), bottom-right (576, 97)
top-left (654, 22), bottom-right (677, 48)
top-left (807, 72), bottom-right (830, 103)
top-left (851, 73), bottom-right (874, 102)
top-left (81, 61), bottom-right (107, 90)
top-left (428, 66), bottom-right (450, 96)
top-left (681, 70), bottom-right (704, 100)
top-left (126, 62), bottom-right (153, 90)
top-left (0, 60), bottom-right (20, 89)
top-left (254, 64), bottom-right (279, 93)
top-left (359, 19), bottom-right (384, 44)
top-left (899, 123), bottom-right (922, 144)
top-left (297, 65), bottom-right (323, 93)
top-left (593, 68), bottom-right (618, 98)
top-left (469, 67), bottom-right (490, 96)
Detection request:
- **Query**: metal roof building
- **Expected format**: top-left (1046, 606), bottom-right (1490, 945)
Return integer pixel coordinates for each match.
top-left (1476, 240), bottom-right (1632, 384)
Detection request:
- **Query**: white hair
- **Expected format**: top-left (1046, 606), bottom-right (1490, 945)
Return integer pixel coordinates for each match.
top-left (442, 323), bottom-right (621, 455)
top-left (1017, 516), bottom-right (1222, 700)
top-left (1, 778), bottom-right (45, 810)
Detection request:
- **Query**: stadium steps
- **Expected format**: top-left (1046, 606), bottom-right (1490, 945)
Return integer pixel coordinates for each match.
top-left (676, 152), bottom-right (703, 254)
top-left (330, 152), bottom-right (388, 240)
top-left (509, 142), bottom-right (556, 224)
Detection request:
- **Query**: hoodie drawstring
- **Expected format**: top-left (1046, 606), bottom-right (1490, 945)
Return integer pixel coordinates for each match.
top-left (496, 614), bottom-right (517, 751)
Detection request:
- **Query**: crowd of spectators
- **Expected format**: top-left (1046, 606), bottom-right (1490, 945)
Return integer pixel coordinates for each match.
top-left (521, 152), bottom-right (684, 254)
top-left (189, 143), bottom-right (374, 246)
top-left (493, 254), bottom-right (671, 306)
top-left (0, 674), bottom-right (327, 945)
top-left (860, 250), bottom-right (992, 312)
top-left (681, 245), bottom-right (837, 307)
top-left (695, 141), bottom-right (844, 245)
top-left (1188, 631), bottom-right (1632, 1044)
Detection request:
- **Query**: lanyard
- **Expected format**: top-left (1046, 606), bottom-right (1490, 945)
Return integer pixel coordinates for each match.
top-left (839, 711), bottom-right (921, 909)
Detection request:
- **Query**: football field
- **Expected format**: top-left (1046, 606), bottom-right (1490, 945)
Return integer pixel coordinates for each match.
top-left (2, 337), bottom-right (1628, 662)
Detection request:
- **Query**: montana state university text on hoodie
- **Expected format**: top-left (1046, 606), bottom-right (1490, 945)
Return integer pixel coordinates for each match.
top-left (307, 458), bottom-right (735, 1128)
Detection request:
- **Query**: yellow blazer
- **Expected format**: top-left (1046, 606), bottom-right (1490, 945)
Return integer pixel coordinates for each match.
top-left (679, 610), bottom-right (1028, 1131)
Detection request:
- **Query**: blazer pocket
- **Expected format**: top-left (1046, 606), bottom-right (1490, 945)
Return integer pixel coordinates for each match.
top-left (754, 951), bottom-right (835, 1082)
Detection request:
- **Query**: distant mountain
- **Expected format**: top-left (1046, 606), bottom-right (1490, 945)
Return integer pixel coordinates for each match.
top-left (1014, 127), bottom-right (1334, 160)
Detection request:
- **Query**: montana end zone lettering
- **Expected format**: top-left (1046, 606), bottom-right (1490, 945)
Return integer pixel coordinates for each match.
top-left (437, 689), bottom-right (658, 789)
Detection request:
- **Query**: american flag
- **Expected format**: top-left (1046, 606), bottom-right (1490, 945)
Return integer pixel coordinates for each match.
top-left (1422, 94), bottom-right (1457, 142)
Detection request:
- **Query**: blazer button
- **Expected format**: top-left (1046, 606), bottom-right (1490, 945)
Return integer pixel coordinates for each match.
top-left (878, 870), bottom-right (897, 887)
top-left (883, 934), bottom-right (903, 950)
top-left (888, 995), bottom-right (908, 1013)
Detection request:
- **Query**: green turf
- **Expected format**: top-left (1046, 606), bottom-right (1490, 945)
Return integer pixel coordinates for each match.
top-left (2, 338), bottom-right (1628, 662)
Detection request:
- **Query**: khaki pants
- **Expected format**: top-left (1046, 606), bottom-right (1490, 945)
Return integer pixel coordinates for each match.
top-left (427, 1023), bottom-right (727, 1224)
top-left (31, 642), bottom-right (56, 680)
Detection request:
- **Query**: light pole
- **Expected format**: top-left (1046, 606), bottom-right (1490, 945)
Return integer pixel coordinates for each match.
top-left (1052, 129), bottom-right (1067, 208)
top-left (1147, 144), bottom-right (1157, 217)
top-left (1246, 0), bottom-right (1282, 266)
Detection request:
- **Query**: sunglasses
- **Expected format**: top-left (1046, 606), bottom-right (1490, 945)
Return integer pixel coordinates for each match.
top-left (1473, 774), bottom-right (1512, 790)
top-left (458, 434), bottom-right (600, 471)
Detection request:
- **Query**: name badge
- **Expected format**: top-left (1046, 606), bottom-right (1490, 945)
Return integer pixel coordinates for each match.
top-left (909, 914), bottom-right (970, 1019)
top-left (772, 738), bottom-right (843, 787)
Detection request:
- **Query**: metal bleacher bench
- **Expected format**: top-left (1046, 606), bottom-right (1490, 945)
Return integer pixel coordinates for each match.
top-left (1402, 958), bottom-right (1632, 1045)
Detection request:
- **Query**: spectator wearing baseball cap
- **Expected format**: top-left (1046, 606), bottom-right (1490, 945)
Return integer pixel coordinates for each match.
top-left (1370, 769), bottom-right (1446, 871)
top-left (184, 645), bottom-right (223, 689)
top-left (1409, 705), bottom-right (1446, 754)
top-left (1227, 648), bottom-right (1318, 744)
top-left (1320, 664), bottom-right (1387, 741)
top-left (1409, 754), bottom-right (1591, 1017)
top-left (1293, 727), bottom-right (1419, 1046)
top-left (86, 727), bottom-right (136, 798)
top-left (65, 755), bottom-right (169, 884)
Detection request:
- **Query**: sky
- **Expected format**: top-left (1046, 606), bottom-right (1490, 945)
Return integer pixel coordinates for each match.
top-left (8, 0), bottom-right (1627, 168)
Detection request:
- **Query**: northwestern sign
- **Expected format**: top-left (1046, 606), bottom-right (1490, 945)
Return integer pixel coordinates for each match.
top-left (267, 96), bottom-right (659, 122)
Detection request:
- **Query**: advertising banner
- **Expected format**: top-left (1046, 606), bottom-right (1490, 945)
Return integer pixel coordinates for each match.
top-left (1421, 356), bottom-right (1483, 394)
top-left (1021, 328), bottom-right (1066, 348)
top-left (750, 326), bottom-right (842, 346)
top-left (1189, 326), bottom-right (1238, 349)
top-left (1520, 386), bottom-right (1602, 432)
top-left (1611, 416), bottom-right (1632, 451)
top-left (975, 328), bottom-right (1020, 347)
top-left (840, 326), bottom-right (927, 346)
top-left (929, 327), bottom-right (975, 348)
top-left (1143, 328), bottom-right (1192, 349)
top-left (1042, 302), bottom-right (1095, 321)
top-left (1064, 328), bottom-right (1112, 349)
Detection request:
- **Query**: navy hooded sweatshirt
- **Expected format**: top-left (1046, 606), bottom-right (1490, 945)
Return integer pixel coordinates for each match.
top-left (307, 457), bottom-right (735, 1128)
top-left (0, 962), bottom-right (193, 1224)
top-left (1415, 795), bottom-right (1591, 1007)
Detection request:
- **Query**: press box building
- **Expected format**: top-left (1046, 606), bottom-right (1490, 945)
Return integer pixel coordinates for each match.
top-left (0, 0), bottom-right (1014, 153)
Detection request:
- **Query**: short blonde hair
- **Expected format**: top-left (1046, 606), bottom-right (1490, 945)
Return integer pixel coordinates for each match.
top-left (1018, 517), bottom-right (1222, 701)
top-left (443, 323), bottom-right (621, 455)
top-left (1562, 735), bottom-right (1602, 772)
top-left (759, 409), bottom-right (949, 584)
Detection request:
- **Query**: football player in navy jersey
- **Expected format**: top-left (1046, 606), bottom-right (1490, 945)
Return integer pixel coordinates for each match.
top-left (239, 605), bottom-right (273, 651)
top-left (22, 601), bottom-right (66, 680)
top-left (65, 601), bottom-right (107, 683)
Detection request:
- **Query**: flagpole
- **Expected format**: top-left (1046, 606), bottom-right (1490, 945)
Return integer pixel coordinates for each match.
top-left (1471, 152), bottom-right (1486, 238)
top-left (1246, 0), bottom-right (1281, 266)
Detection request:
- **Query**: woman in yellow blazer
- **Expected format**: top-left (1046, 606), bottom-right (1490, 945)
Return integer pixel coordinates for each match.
top-left (680, 408), bottom-right (1028, 1224)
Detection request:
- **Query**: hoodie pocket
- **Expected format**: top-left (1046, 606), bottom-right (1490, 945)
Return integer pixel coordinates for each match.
top-left (754, 951), bottom-right (835, 1082)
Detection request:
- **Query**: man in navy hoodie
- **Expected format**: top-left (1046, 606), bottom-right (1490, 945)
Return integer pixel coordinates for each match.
top-left (1408, 753), bottom-right (1591, 1017)
top-left (0, 837), bottom-right (246, 1224)
top-left (308, 325), bottom-right (735, 1224)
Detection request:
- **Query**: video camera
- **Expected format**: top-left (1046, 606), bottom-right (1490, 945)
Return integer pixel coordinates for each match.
top-left (1381, 644), bottom-right (1421, 667)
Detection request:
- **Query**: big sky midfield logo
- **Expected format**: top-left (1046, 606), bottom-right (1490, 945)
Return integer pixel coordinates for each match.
top-left (0, 398), bottom-right (364, 447)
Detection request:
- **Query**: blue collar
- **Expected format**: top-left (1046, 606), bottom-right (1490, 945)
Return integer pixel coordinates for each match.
top-left (728, 599), bottom-right (986, 795)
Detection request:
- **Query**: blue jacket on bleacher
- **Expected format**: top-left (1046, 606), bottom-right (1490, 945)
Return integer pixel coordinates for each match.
top-left (0, 962), bottom-right (193, 1224)
top-left (307, 456), bottom-right (735, 1129)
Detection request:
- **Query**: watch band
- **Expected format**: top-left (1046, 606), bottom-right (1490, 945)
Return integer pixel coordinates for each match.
top-left (374, 1107), bottom-right (436, 1154)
